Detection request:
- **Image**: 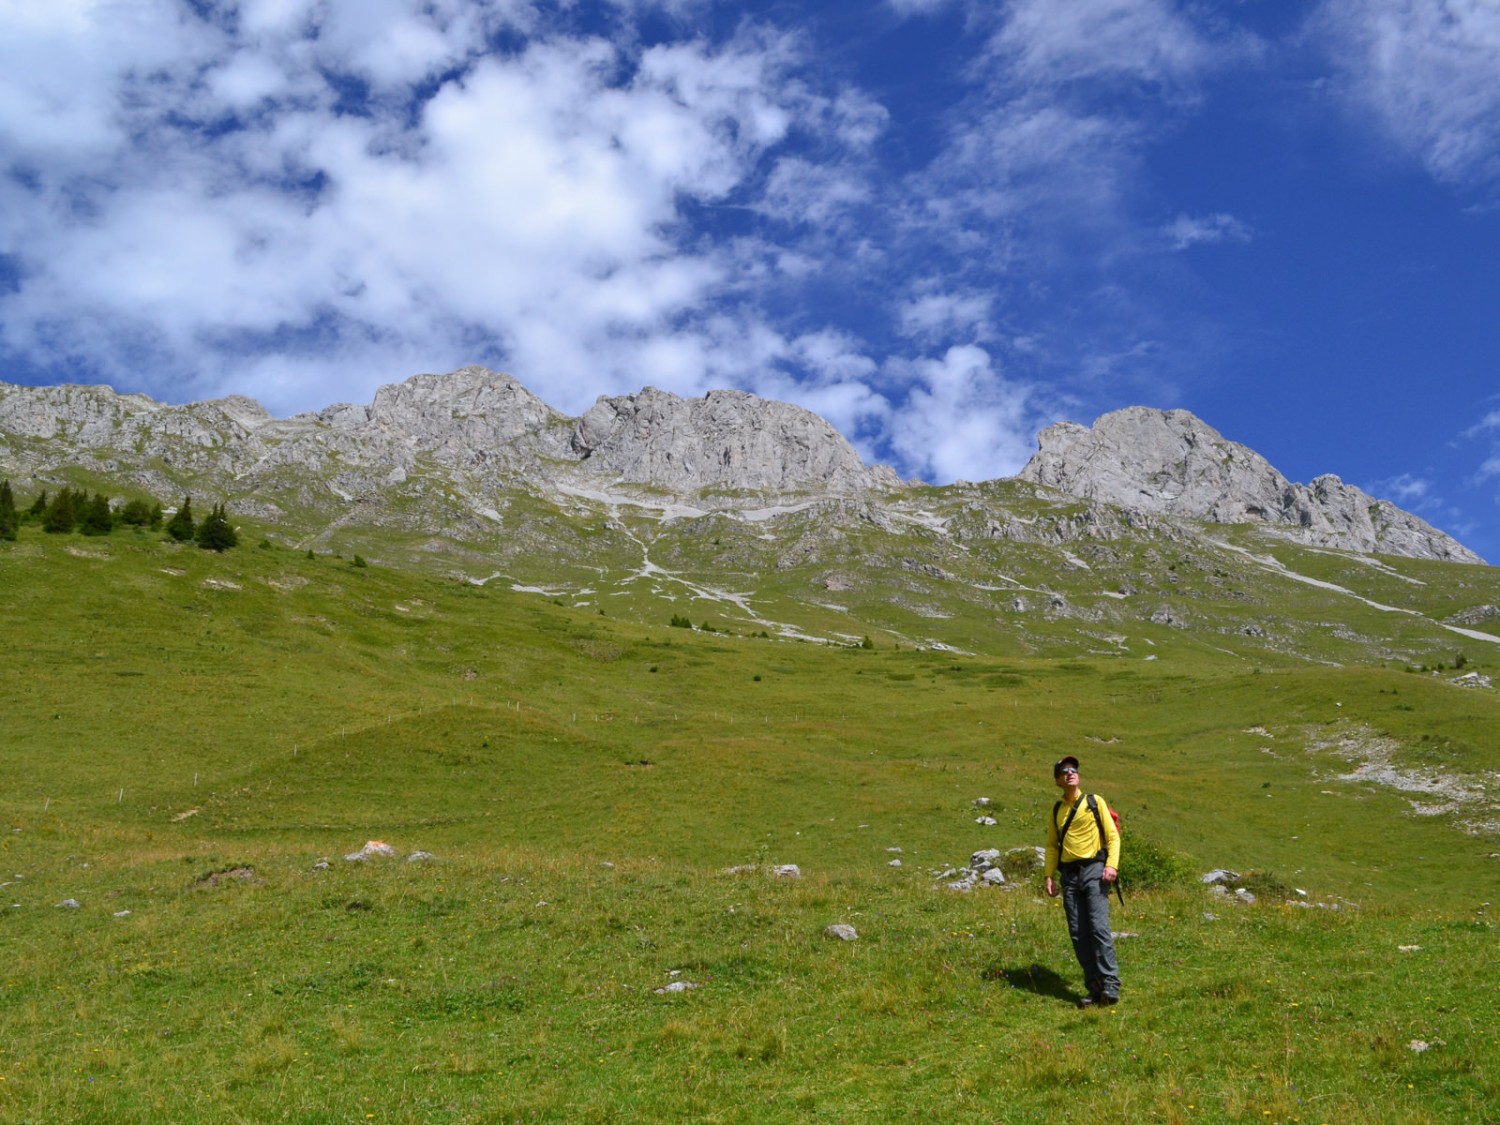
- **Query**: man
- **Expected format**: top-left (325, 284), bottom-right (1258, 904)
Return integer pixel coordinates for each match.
top-left (1044, 754), bottom-right (1121, 1008)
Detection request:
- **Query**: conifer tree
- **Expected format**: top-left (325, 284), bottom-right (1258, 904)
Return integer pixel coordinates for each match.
top-left (42, 487), bottom-right (77, 534)
top-left (165, 496), bottom-right (195, 541)
top-left (27, 489), bottom-right (48, 519)
top-left (0, 480), bottom-right (17, 541)
top-left (118, 498), bottom-right (154, 527)
top-left (79, 492), bottom-right (114, 536)
top-left (195, 502), bottom-right (237, 552)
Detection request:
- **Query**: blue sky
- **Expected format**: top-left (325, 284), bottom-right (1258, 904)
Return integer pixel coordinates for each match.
top-left (3, 0), bottom-right (1499, 560)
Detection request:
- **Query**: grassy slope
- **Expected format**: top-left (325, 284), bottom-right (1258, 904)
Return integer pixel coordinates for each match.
top-left (2, 527), bottom-right (1497, 1123)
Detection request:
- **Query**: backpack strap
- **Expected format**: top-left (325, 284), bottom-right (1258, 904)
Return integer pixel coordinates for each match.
top-left (1054, 796), bottom-right (1084, 855)
top-left (1085, 794), bottom-right (1106, 862)
top-left (1086, 794), bottom-right (1125, 907)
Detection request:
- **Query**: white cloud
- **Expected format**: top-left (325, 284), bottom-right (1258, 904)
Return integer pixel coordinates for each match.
top-left (760, 158), bottom-right (872, 227)
top-left (989, 0), bottom-right (1230, 90)
top-left (897, 290), bottom-right (993, 343)
top-left (885, 346), bottom-right (1037, 482)
top-left (887, 0), bottom-right (957, 16)
top-left (1367, 472), bottom-right (1431, 505)
top-left (0, 3), bottom-right (862, 417)
top-left (1162, 212), bottom-right (1254, 250)
top-left (1313, 0), bottom-right (1500, 186)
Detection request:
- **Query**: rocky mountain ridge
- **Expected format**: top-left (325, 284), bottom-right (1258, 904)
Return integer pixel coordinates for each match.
top-left (1018, 407), bottom-right (1481, 564)
top-left (0, 367), bottom-right (1477, 564)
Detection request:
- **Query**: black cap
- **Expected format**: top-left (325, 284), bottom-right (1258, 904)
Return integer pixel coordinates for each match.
top-left (1053, 755), bottom-right (1080, 777)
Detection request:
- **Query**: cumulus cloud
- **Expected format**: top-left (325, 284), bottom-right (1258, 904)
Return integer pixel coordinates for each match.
top-left (885, 346), bottom-right (1038, 482)
top-left (0, 1), bottom-right (862, 418)
top-left (1312, 0), bottom-right (1500, 187)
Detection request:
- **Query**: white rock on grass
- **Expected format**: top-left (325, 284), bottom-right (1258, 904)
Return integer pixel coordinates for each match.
top-left (773, 864), bottom-right (801, 879)
top-left (1201, 869), bottom-right (1240, 884)
top-left (825, 923), bottom-right (858, 941)
top-left (654, 981), bottom-right (699, 994)
top-left (888, 859), bottom-right (903, 867)
top-left (975, 816), bottom-right (997, 826)
top-left (55, 899), bottom-right (80, 909)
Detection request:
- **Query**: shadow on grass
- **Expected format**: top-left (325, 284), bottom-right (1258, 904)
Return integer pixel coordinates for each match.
top-left (984, 962), bottom-right (1079, 1005)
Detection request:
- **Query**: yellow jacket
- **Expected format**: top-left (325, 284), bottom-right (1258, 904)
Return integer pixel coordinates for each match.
top-left (1045, 793), bottom-right (1121, 877)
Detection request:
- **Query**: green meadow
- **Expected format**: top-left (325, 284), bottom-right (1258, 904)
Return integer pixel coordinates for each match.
top-left (2, 527), bottom-right (1497, 1123)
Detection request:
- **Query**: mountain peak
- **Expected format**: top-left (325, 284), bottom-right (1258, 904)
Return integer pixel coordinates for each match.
top-left (1017, 406), bottom-right (1482, 564)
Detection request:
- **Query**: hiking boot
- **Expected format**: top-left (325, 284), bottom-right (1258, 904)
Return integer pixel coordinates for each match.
top-left (1076, 995), bottom-right (1096, 1010)
top-left (1098, 993), bottom-right (1119, 1006)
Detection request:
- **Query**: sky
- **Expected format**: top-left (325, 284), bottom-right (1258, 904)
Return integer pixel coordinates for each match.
top-left (2, 1), bottom-right (1499, 560)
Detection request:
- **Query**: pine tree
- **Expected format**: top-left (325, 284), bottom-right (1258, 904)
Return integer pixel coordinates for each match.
top-left (42, 487), bottom-right (78, 534)
top-left (195, 502), bottom-right (237, 552)
top-left (165, 496), bottom-right (195, 542)
top-left (79, 492), bottom-right (114, 536)
top-left (27, 490), bottom-right (48, 519)
top-left (118, 498), bottom-right (155, 527)
top-left (0, 480), bottom-right (17, 541)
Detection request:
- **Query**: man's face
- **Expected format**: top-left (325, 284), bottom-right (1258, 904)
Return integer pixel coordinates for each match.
top-left (1055, 765), bottom-right (1079, 790)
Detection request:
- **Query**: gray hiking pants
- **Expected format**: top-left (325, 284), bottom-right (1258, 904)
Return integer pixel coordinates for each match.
top-left (1059, 858), bottom-right (1120, 998)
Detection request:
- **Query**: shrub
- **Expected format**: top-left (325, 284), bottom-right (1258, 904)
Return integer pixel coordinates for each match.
top-left (1120, 835), bottom-right (1193, 891)
top-left (165, 496), bottom-right (196, 542)
top-left (195, 502), bottom-right (237, 552)
top-left (1237, 869), bottom-right (1296, 899)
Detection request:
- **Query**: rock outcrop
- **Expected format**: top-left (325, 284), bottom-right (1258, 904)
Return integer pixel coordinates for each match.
top-left (1018, 407), bottom-right (1482, 563)
top-left (0, 373), bottom-right (1482, 565)
top-left (0, 367), bottom-right (894, 504)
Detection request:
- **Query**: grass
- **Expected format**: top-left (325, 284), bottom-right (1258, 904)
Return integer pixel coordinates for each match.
top-left (2, 525), bottom-right (1498, 1122)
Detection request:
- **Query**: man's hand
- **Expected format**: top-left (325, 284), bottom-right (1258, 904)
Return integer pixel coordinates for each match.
top-left (1045, 875), bottom-right (1058, 898)
top-left (1102, 866), bottom-right (1118, 883)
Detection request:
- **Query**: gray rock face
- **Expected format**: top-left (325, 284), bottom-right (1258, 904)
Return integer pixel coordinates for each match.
top-left (1018, 407), bottom-right (1482, 563)
top-left (0, 366), bottom-right (892, 504)
top-left (0, 373), bottom-right (1481, 566)
top-left (571, 387), bottom-right (896, 495)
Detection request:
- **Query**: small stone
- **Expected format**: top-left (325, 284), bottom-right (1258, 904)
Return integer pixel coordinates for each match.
top-left (825, 923), bottom-right (858, 941)
top-left (56, 899), bottom-right (80, 909)
top-left (888, 858), bottom-right (902, 867)
top-left (654, 981), bottom-right (698, 994)
top-left (975, 816), bottom-right (996, 826)
top-left (773, 864), bottom-right (801, 879)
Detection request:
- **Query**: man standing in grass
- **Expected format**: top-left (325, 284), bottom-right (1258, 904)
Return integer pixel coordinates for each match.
top-left (1044, 754), bottom-right (1122, 1009)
